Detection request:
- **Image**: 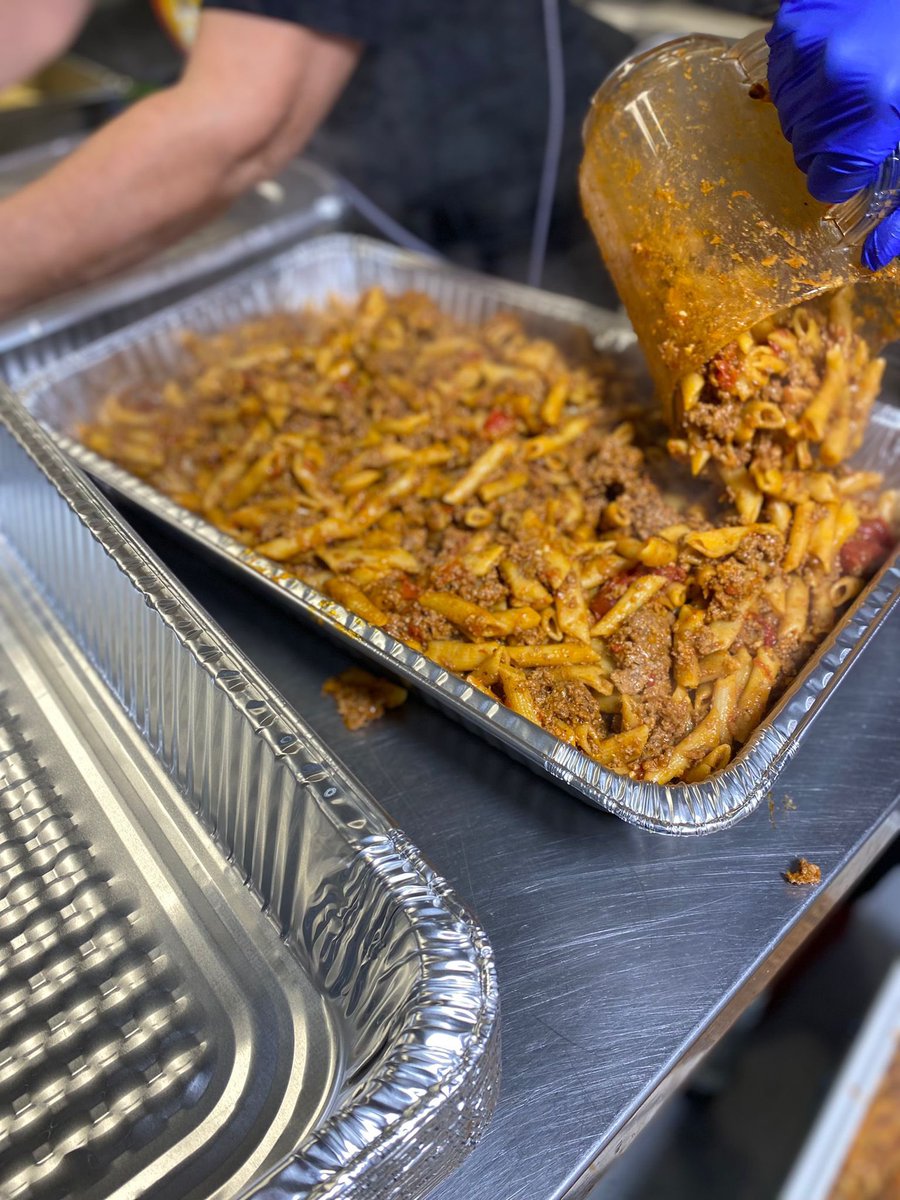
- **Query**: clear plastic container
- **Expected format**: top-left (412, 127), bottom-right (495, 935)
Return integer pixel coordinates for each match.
top-left (580, 31), bottom-right (900, 415)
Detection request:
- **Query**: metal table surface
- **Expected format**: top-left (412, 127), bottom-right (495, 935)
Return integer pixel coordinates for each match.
top-left (127, 509), bottom-right (899, 1200)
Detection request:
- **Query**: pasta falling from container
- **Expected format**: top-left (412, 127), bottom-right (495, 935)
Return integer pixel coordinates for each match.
top-left (80, 285), bottom-right (897, 783)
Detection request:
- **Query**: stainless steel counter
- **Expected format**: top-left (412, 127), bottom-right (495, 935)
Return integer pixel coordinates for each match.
top-left (127, 508), bottom-right (900, 1200)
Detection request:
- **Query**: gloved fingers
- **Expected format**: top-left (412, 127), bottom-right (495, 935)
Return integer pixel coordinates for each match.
top-left (766, 1), bottom-right (831, 51)
top-left (790, 88), bottom-right (900, 163)
top-left (766, 2), bottom-right (900, 192)
top-left (805, 151), bottom-right (880, 204)
top-left (862, 207), bottom-right (900, 271)
top-left (766, 33), bottom-right (819, 121)
top-left (764, 0), bottom-right (900, 267)
top-left (775, 89), bottom-right (900, 193)
top-left (766, 1), bottom-right (831, 106)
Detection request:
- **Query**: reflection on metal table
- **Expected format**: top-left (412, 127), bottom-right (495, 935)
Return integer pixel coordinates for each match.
top-left (122, 506), bottom-right (900, 1200)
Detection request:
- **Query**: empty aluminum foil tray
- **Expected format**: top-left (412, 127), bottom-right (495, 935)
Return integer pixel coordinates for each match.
top-left (0, 392), bottom-right (499, 1199)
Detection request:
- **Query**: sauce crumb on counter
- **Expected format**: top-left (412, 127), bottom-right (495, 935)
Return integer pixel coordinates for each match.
top-left (784, 857), bottom-right (822, 886)
top-left (323, 667), bottom-right (408, 731)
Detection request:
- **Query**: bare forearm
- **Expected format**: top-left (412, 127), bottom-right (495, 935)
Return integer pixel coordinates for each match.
top-left (0, 13), bottom-right (359, 317)
top-left (0, 91), bottom-right (235, 313)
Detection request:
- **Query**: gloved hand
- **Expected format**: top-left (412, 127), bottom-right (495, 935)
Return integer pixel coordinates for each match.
top-left (766, 0), bottom-right (900, 271)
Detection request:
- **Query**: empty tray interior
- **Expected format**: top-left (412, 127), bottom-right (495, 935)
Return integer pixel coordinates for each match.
top-left (0, 556), bottom-right (338, 1200)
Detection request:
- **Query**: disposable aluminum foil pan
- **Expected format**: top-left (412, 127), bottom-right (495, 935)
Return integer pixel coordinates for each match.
top-left (15, 233), bottom-right (900, 834)
top-left (0, 145), bottom-right (345, 380)
top-left (780, 959), bottom-right (900, 1200)
top-left (0, 392), bottom-right (499, 1199)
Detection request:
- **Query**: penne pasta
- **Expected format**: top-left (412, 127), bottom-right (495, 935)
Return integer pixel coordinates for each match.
top-left (779, 577), bottom-right (810, 643)
top-left (782, 500), bottom-right (816, 572)
top-left (554, 571), bottom-right (594, 644)
top-left (443, 438), bottom-right (516, 505)
top-left (419, 591), bottom-right (540, 638)
top-left (323, 577), bottom-right (389, 626)
top-left (684, 526), bottom-right (750, 559)
top-left (591, 574), bottom-right (667, 637)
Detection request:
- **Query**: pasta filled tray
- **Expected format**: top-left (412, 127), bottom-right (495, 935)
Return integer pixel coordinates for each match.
top-left (18, 235), bottom-right (900, 833)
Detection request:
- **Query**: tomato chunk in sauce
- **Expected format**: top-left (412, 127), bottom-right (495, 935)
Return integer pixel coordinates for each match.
top-left (840, 518), bottom-right (895, 577)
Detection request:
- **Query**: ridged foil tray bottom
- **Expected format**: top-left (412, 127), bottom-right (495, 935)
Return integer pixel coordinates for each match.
top-left (0, 696), bottom-right (204, 1199)
top-left (0, 539), bottom-right (339, 1200)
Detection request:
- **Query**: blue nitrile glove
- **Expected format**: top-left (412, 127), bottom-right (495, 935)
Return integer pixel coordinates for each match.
top-left (766, 0), bottom-right (900, 271)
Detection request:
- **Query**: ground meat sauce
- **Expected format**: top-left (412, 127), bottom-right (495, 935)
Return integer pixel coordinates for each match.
top-left (636, 688), bottom-right (694, 765)
top-left (524, 669), bottom-right (609, 739)
top-left (608, 601), bottom-right (674, 695)
top-left (81, 287), bottom-right (898, 783)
